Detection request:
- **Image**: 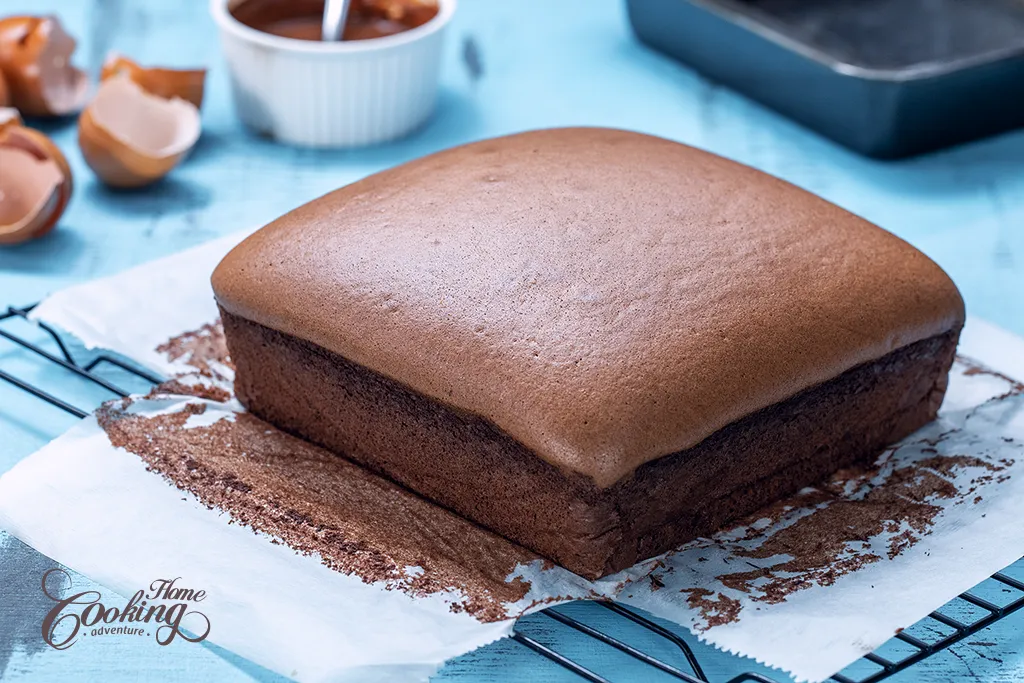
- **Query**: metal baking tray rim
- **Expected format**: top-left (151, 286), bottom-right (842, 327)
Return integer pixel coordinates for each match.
top-left (688, 0), bottom-right (1024, 82)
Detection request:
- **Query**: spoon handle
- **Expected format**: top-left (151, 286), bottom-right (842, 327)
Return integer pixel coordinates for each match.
top-left (322, 0), bottom-right (352, 41)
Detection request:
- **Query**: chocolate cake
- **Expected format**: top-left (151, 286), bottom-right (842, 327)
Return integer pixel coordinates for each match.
top-left (211, 128), bottom-right (965, 579)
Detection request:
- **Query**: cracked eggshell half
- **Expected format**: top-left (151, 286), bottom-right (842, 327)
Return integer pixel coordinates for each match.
top-left (0, 107), bottom-right (73, 245)
top-left (0, 15), bottom-right (89, 117)
top-left (101, 53), bottom-right (207, 109)
top-left (78, 75), bottom-right (201, 189)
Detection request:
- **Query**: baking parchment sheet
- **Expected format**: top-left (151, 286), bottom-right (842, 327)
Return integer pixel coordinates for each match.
top-left (0, 232), bottom-right (1022, 682)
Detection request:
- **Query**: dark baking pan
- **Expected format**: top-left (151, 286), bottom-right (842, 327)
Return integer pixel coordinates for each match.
top-left (626, 0), bottom-right (1024, 158)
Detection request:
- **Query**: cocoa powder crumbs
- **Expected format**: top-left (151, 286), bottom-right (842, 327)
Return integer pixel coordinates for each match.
top-left (727, 488), bottom-right (835, 543)
top-left (960, 360), bottom-right (1024, 400)
top-left (681, 588), bottom-right (742, 628)
top-left (155, 320), bottom-right (234, 379)
top-left (887, 529), bottom-right (917, 560)
top-left (698, 451), bottom-right (1012, 623)
top-left (96, 399), bottom-right (538, 622)
top-left (146, 379), bottom-right (232, 403)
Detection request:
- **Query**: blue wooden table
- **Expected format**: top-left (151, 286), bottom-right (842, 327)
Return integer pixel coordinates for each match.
top-left (1, 1), bottom-right (1023, 681)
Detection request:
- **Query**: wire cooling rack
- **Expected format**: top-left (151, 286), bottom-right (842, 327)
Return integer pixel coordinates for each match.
top-left (3, 302), bottom-right (1024, 683)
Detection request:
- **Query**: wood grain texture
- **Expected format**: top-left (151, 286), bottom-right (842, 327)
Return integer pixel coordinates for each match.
top-left (1, 0), bottom-right (1023, 681)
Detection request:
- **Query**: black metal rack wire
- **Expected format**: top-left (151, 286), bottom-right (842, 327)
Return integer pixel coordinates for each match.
top-left (3, 302), bottom-right (1024, 683)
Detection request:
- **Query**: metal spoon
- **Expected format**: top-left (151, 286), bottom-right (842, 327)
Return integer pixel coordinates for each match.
top-left (322, 0), bottom-right (352, 41)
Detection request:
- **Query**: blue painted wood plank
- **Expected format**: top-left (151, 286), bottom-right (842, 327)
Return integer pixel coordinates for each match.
top-left (1, 0), bottom-right (1022, 681)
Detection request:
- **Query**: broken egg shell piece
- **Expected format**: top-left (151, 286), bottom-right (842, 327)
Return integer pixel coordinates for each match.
top-left (79, 75), bottom-right (201, 189)
top-left (0, 126), bottom-right (72, 245)
top-left (0, 68), bottom-right (9, 107)
top-left (0, 15), bottom-right (89, 117)
top-left (4, 123), bottom-right (74, 200)
top-left (102, 53), bottom-right (207, 109)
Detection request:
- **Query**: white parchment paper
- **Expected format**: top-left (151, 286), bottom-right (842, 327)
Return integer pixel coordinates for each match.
top-left (1, 235), bottom-right (1023, 683)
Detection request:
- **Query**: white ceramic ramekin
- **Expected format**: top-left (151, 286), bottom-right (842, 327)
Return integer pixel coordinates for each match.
top-left (210, 0), bottom-right (455, 148)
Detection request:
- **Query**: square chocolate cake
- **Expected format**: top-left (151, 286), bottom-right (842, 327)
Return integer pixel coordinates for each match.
top-left (211, 128), bottom-right (964, 579)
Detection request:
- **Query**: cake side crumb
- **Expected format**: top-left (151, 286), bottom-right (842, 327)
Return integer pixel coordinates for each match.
top-left (681, 450), bottom-right (1015, 630)
top-left (156, 320), bottom-right (233, 379)
top-left (96, 398), bottom-right (539, 623)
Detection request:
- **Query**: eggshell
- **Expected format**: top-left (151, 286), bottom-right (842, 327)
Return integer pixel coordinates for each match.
top-left (101, 53), bottom-right (206, 109)
top-left (0, 119), bottom-right (72, 244)
top-left (0, 15), bottom-right (88, 117)
top-left (78, 75), bottom-right (201, 188)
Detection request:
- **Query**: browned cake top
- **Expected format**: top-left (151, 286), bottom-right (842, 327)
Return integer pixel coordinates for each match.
top-left (212, 128), bottom-right (965, 488)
